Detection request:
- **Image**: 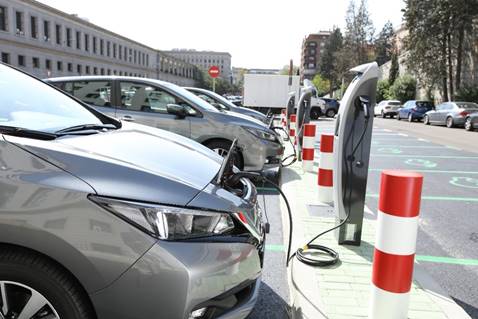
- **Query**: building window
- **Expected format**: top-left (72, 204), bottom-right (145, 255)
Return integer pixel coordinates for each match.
top-left (106, 41), bottom-right (110, 57)
top-left (76, 31), bottom-right (81, 49)
top-left (45, 59), bottom-right (51, 70)
top-left (84, 34), bottom-right (89, 51)
top-left (146, 55), bottom-right (149, 66)
top-left (66, 28), bottom-right (71, 47)
top-left (30, 16), bottom-right (38, 38)
top-left (107, 69), bottom-right (111, 75)
top-left (100, 68), bottom-right (104, 75)
top-left (100, 39), bottom-right (104, 55)
top-left (15, 11), bottom-right (24, 35)
top-left (67, 62), bottom-right (73, 72)
top-left (129, 49), bottom-right (132, 62)
top-left (57, 61), bottom-right (63, 71)
top-left (43, 20), bottom-right (50, 42)
top-left (18, 55), bottom-right (25, 67)
top-left (1, 52), bottom-right (10, 64)
top-left (55, 24), bottom-right (61, 45)
top-left (32, 57), bottom-right (39, 68)
top-left (93, 67), bottom-right (98, 75)
top-left (124, 47), bottom-right (127, 61)
top-left (0, 6), bottom-right (7, 32)
top-left (85, 65), bottom-right (90, 74)
top-left (118, 45), bottom-right (122, 59)
top-left (77, 64), bottom-right (82, 74)
top-left (92, 36), bottom-right (97, 53)
top-left (113, 43), bottom-right (116, 58)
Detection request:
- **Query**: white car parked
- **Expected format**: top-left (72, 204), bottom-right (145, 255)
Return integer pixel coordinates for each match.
top-left (374, 100), bottom-right (402, 118)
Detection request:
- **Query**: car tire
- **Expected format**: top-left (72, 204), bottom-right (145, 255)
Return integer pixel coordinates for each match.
top-left (397, 114), bottom-right (401, 121)
top-left (446, 116), bottom-right (454, 128)
top-left (381, 110), bottom-right (386, 118)
top-left (310, 108), bottom-right (320, 120)
top-left (326, 109), bottom-right (336, 118)
top-left (205, 140), bottom-right (244, 169)
top-left (424, 115), bottom-right (430, 125)
top-left (408, 114), bottom-right (413, 122)
top-left (465, 117), bottom-right (473, 131)
top-left (0, 248), bottom-right (95, 319)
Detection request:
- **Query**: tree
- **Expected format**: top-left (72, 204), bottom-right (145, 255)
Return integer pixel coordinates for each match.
top-left (389, 75), bottom-right (416, 103)
top-left (374, 21), bottom-right (395, 66)
top-left (388, 52), bottom-right (399, 85)
top-left (312, 74), bottom-right (330, 96)
top-left (319, 27), bottom-right (343, 96)
top-left (377, 79), bottom-right (390, 102)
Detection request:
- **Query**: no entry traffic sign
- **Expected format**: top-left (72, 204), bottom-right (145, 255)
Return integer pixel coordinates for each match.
top-left (208, 66), bottom-right (220, 78)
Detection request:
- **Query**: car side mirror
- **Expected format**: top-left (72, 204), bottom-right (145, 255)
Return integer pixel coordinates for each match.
top-left (167, 104), bottom-right (187, 119)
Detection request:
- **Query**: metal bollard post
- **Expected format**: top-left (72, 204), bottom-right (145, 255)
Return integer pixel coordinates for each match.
top-left (317, 133), bottom-right (334, 203)
top-left (369, 170), bottom-right (423, 319)
top-left (302, 124), bottom-right (316, 172)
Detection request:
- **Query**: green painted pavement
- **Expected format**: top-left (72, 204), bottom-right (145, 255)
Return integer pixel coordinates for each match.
top-left (265, 245), bottom-right (478, 266)
top-left (369, 168), bottom-right (478, 174)
top-left (371, 154), bottom-right (478, 159)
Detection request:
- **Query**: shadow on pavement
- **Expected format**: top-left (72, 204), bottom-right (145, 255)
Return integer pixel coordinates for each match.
top-left (453, 298), bottom-right (478, 319)
top-left (247, 282), bottom-right (291, 319)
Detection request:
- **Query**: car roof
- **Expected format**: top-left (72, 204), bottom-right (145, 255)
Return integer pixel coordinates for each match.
top-left (46, 75), bottom-right (172, 87)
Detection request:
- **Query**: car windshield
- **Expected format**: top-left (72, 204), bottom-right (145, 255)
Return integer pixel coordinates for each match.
top-left (456, 102), bottom-right (478, 109)
top-left (162, 82), bottom-right (219, 113)
top-left (389, 101), bottom-right (401, 105)
top-left (0, 64), bottom-right (102, 133)
top-left (198, 89), bottom-right (237, 110)
top-left (416, 101), bottom-right (434, 108)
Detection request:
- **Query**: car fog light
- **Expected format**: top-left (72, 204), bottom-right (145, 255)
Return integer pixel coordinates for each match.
top-left (189, 307), bottom-right (207, 319)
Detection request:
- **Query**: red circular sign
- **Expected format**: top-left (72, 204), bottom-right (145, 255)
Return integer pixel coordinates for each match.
top-left (208, 66), bottom-right (220, 78)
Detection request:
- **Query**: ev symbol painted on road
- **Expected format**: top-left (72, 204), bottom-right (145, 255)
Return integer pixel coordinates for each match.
top-left (377, 147), bottom-right (402, 154)
top-left (404, 159), bottom-right (437, 168)
top-left (449, 177), bottom-right (478, 189)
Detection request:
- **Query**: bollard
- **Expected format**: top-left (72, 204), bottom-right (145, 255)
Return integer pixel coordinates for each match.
top-left (281, 109), bottom-right (287, 128)
top-left (289, 114), bottom-right (297, 145)
top-left (317, 134), bottom-right (334, 203)
top-left (369, 170), bottom-right (423, 319)
top-left (302, 124), bottom-right (316, 172)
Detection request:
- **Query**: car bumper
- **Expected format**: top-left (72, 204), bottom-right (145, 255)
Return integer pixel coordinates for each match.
top-left (243, 140), bottom-right (284, 171)
top-left (90, 241), bottom-right (263, 319)
top-left (453, 116), bottom-right (467, 126)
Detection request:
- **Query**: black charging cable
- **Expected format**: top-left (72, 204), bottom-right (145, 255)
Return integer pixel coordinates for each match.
top-left (271, 126), bottom-right (297, 167)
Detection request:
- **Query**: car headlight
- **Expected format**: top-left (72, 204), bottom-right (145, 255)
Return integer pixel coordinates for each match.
top-left (245, 127), bottom-right (278, 142)
top-left (90, 196), bottom-right (236, 240)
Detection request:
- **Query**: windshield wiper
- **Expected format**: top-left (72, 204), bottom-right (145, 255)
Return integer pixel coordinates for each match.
top-left (0, 125), bottom-right (57, 140)
top-left (55, 123), bottom-right (117, 135)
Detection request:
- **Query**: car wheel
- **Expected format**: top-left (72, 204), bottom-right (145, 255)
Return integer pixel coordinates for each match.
top-left (424, 115), bottom-right (430, 125)
top-left (310, 108), bottom-right (320, 120)
top-left (205, 140), bottom-right (244, 169)
top-left (397, 114), bottom-right (401, 121)
top-left (465, 117), bottom-right (473, 131)
top-left (446, 116), bottom-right (454, 128)
top-left (381, 110), bottom-right (386, 118)
top-left (408, 113), bottom-right (413, 122)
top-left (0, 248), bottom-right (94, 319)
top-left (326, 109), bottom-right (336, 118)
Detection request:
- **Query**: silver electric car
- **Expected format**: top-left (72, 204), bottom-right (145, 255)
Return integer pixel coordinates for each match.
top-left (46, 76), bottom-right (283, 171)
top-left (185, 87), bottom-right (268, 123)
top-left (0, 63), bottom-right (265, 319)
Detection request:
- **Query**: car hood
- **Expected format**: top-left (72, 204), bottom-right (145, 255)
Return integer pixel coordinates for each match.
top-left (233, 107), bottom-right (268, 121)
top-left (4, 123), bottom-right (223, 206)
top-left (212, 110), bottom-right (271, 130)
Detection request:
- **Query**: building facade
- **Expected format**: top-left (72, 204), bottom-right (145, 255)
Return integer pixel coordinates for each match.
top-left (300, 31), bottom-right (331, 81)
top-left (0, 0), bottom-right (198, 86)
top-left (163, 49), bottom-right (232, 83)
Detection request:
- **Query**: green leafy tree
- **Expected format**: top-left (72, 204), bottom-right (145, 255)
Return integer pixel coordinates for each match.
top-left (388, 52), bottom-right (399, 85)
top-left (319, 27), bottom-right (344, 96)
top-left (374, 21), bottom-right (395, 66)
top-left (377, 79), bottom-right (390, 102)
top-left (389, 75), bottom-right (417, 103)
top-left (312, 74), bottom-right (330, 97)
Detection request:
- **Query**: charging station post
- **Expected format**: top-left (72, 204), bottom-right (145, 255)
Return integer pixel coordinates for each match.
top-left (333, 62), bottom-right (379, 246)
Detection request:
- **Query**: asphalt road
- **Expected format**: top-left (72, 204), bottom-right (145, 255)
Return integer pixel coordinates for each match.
top-left (313, 117), bottom-right (478, 318)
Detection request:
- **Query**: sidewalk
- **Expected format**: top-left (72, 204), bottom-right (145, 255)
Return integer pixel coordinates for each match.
top-left (279, 162), bottom-right (471, 319)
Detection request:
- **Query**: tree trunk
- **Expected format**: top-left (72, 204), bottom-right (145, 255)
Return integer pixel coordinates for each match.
top-left (455, 23), bottom-right (464, 90)
top-left (447, 32), bottom-right (454, 99)
top-left (442, 30), bottom-right (449, 102)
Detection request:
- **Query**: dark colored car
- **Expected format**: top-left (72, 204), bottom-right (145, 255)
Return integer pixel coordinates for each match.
top-left (465, 112), bottom-right (478, 131)
top-left (397, 100), bottom-right (435, 122)
top-left (310, 98), bottom-right (340, 119)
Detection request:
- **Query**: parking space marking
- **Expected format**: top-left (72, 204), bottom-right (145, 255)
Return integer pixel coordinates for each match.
top-left (404, 159), bottom-right (438, 168)
top-left (449, 177), bottom-right (478, 189)
top-left (372, 145), bottom-right (450, 149)
top-left (366, 193), bottom-right (478, 202)
top-left (371, 154), bottom-right (478, 159)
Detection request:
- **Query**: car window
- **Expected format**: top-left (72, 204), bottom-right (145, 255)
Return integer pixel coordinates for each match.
top-left (120, 82), bottom-right (198, 116)
top-left (195, 93), bottom-right (227, 111)
top-left (64, 81), bottom-right (112, 108)
top-left (0, 64), bottom-right (102, 132)
top-left (456, 102), bottom-right (478, 109)
top-left (416, 101), bottom-right (434, 109)
top-left (389, 101), bottom-right (401, 106)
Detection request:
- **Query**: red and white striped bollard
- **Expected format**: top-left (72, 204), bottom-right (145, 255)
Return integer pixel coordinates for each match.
top-left (370, 170), bottom-right (423, 319)
top-left (289, 114), bottom-right (297, 145)
top-left (302, 124), bottom-right (316, 172)
top-left (317, 134), bottom-right (334, 203)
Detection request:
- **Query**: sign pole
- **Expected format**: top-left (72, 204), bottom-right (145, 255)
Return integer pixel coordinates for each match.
top-left (213, 78), bottom-right (216, 92)
top-left (208, 66), bottom-right (220, 93)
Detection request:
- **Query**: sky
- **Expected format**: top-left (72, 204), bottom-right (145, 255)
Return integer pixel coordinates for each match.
top-left (37, 0), bottom-right (405, 69)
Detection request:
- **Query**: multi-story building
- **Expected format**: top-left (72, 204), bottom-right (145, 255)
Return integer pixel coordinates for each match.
top-left (300, 31), bottom-right (331, 81)
top-left (0, 0), bottom-right (198, 86)
top-left (163, 49), bottom-right (232, 83)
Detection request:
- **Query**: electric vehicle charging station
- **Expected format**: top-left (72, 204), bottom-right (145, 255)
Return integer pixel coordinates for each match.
top-left (286, 91), bottom-right (296, 128)
top-left (295, 80), bottom-right (315, 159)
top-left (333, 62), bottom-right (379, 246)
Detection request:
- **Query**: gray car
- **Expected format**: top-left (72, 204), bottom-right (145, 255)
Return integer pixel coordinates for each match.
top-left (185, 87), bottom-right (269, 124)
top-left (0, 63), bottom-right (265, 319)
top-left (424, 101), bottom-right (478, 128)
top-left (46, 76), bottom-right (283, 171)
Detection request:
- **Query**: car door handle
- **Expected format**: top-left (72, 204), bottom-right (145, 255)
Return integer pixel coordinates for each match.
top-left (121, 115), bottom-right (134, 122)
